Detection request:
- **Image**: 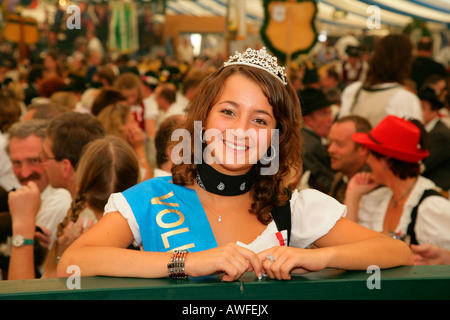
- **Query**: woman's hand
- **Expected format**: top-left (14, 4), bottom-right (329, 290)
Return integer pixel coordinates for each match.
top-left (185, 243), bottom-right (263, 282)
top-left (411, 243), bottom-right (450, 265)
top-left (56, 217), bottom-right (95, 256)
top-left (257, 246), bottom-right (333, 280)
top-left (126, 122), bottom-right (145, 149)
top-left (8, 181), bottom-right (41, 234)
top-left (346, 172), bottom-right (378, 197)
top-left (344, 172), bottom-right (379, 222)
top-left (35, 226), bottom-right (52, 248)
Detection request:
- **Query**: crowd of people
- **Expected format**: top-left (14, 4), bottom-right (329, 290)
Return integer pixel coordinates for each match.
top-left (0, 31), bottom-right (449, 281)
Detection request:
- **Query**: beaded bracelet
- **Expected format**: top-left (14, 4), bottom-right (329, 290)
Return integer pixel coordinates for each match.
top-left (168, 249), bottom-right (189, 279)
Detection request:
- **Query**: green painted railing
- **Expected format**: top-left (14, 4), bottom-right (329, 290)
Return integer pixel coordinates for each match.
top-left (0, 266), bottom-right (449, 300)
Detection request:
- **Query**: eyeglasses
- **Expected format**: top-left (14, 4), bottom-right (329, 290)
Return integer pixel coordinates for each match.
top-left (11, 158), bottom-right (41, 168)
top-left (38, 152), bottom-right (57, 162)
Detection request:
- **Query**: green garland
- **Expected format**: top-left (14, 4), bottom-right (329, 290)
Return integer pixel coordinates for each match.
top-left (260, 0), bottom-right (318, 65)
top-left (402, 18), bottom-right (431, 37)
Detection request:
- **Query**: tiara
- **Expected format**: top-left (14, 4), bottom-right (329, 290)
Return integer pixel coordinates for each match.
top-left (223, 47), bottom-right (287, 85)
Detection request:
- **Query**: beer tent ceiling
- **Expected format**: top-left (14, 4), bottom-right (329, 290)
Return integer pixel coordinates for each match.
top-left (164, 0), bottom-right (450, 32)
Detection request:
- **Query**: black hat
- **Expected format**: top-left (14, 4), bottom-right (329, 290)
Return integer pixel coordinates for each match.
top-left (298, 88), bottom-right (332, 116)
top-left (418, 87), bottom-right (444, 110)
top-left (302, 67), bottom-right (319, 85)
top-left (345, 45), bottom-right (363, 57)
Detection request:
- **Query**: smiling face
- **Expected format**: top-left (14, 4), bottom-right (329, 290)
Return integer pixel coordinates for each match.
top-left (9, 135), bottom-right (49, 192)
top-left (203, 74), bottom-right (276, 175)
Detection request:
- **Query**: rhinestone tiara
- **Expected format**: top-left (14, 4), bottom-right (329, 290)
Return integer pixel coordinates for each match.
top-left (223, 47), bottom-right (287, 85)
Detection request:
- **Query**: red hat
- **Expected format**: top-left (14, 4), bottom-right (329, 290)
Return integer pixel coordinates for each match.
top-left (352, 115), bottom-right (429, 163)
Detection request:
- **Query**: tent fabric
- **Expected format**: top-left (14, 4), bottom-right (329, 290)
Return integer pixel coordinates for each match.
top-left (165, 0), bottom-right (449, 31)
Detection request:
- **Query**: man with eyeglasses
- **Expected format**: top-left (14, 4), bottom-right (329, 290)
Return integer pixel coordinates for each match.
top-left (7, 120), bottom-right (72, 244)
top-left (5, 119), bottom-right (72, 279)
top-left (6, 113), bottom-right (105, 279)
top-left (41, 112), bottom-right (105, 197)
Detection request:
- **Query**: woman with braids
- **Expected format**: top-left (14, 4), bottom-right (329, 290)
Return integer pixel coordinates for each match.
top-left (39, 136), bottom-right (140, 278)
top-left (58, 48), bottom-right (412, 281)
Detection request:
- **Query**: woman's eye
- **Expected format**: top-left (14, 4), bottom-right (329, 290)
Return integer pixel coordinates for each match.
top-left (221, 109), bottom-right (234, 116)
top-left (253, 118), bottom-right (267, 125)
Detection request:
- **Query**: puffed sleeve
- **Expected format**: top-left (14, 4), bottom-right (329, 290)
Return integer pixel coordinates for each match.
top-left (289, 188), bottom-right (347, 248)
top-left (415, 196), bottom-right (450, 250)
top-left (104, 192), bottom-right (142, 247)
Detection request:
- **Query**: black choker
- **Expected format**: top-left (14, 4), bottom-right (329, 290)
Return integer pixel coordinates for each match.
top-left (195, 163), bottom-right (255, 196)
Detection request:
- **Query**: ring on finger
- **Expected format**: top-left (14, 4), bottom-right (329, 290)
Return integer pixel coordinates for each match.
top-left (266, 255), bottom-right (275, 263)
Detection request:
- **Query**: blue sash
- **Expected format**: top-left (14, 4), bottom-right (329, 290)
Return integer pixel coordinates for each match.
top-left (122, 176), bottom-right (218, 252)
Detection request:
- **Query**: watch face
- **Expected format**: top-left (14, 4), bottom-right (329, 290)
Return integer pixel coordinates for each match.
top-left (12, 235), bottom-right (24, 247)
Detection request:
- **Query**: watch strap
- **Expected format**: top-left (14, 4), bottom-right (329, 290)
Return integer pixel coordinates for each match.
top-left (12, 235), bottom-right (34, 247)
top-left (22, 238), bottom-right (34, 245)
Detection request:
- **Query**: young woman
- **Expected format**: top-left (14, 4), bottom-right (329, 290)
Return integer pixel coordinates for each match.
top-left (57, 48), bottom-right (412, 281)
top-left (114, 72), bottom-right (157, 139)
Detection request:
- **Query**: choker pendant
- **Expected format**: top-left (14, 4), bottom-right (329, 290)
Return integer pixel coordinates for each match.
top-left (195, 163), bottom-right (255, 196)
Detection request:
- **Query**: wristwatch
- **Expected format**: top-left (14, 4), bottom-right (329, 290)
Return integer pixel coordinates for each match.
top-left (11, 235), bottom-right (34, 247)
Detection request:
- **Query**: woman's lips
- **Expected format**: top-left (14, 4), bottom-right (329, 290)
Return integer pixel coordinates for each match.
top-left (223, 140), bottom-right (249, 151)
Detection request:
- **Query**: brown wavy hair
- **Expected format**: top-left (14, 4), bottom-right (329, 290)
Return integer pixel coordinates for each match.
top-left (171, 64), bottom-right (303, 224)
top-left (363, 34), bottom-right (413, 88)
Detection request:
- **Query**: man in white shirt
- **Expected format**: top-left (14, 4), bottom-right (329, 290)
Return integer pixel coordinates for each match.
top-left (7, 120), bottom-right (72, 243)
top-left (155, 83), bottom-right (187, 128)
top-left (0, 132), bottom-right (21, 192)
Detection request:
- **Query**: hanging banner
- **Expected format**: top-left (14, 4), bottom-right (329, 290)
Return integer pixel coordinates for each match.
top-left (236, 0), bottom-right (247, 40)
top-left (260, 0), bottom-right (318, 64)
top-left (228, 0), bottom-right (247, 40)
top-left (109, 1), bottom-right (139, 53)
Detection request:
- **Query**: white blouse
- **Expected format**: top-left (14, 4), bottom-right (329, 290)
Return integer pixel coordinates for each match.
top-left (104, 188), bottom-right (347, 253)
top-left (339, 81), bottom-right (423, 124)
top-left (357, 176), bottom-right (450, 250)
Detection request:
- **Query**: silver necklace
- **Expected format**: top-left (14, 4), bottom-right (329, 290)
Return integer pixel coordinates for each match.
top-left (199, 196), bottom-right (247, 222)
top-left (392, 180), bottom-right (416, 208)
